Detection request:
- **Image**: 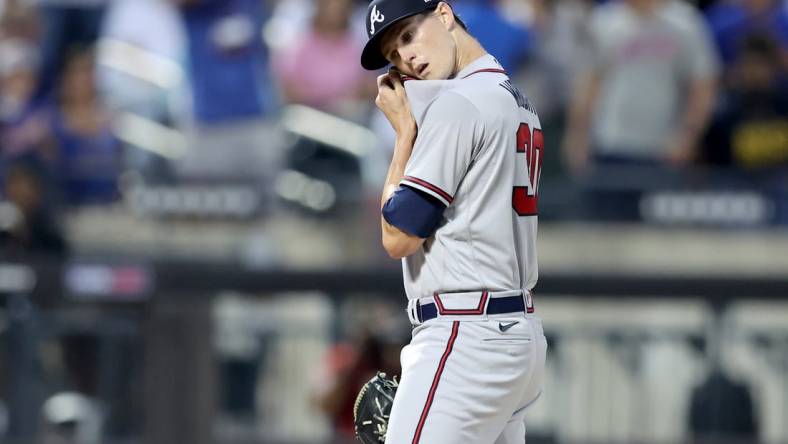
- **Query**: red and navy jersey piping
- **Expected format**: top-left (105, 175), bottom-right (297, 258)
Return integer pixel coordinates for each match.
top-left (401, 68), bottom-right (507, 82)
top-left (402, 176), bottom-right (453, 205)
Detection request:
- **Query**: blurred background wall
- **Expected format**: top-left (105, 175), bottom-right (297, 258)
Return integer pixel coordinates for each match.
top-left (0, 0), bottom-right (787, 443)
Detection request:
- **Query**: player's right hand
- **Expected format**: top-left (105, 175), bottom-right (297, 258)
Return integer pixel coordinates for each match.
top-left (376, 69), bottom-right (417, 138)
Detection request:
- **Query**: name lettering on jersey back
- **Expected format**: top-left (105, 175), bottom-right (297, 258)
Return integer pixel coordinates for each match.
top-left (500, 80), bottom-right (535, 114)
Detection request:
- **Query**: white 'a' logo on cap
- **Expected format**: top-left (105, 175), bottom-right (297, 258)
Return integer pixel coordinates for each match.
top-left (370, 5), bottom-right (385, 34)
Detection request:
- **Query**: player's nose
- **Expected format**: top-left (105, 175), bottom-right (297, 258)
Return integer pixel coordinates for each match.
top-left (399, 47), bottom-right (417, 65)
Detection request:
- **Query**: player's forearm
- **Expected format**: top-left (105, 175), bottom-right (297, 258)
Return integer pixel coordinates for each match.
top-left (380, 129), bottom-right (417, 209)
top-left (380, 130), bottom-right (423, 259)
top-left (381, 222), bottom-right (423, 258)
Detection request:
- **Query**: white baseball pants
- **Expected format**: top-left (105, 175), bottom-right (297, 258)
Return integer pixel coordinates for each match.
top-left (384, 313), bottom-right (547, 444)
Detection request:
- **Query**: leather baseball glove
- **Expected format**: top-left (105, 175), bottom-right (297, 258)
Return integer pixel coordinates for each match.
top-left (353, 372), bottom-right (398, 444)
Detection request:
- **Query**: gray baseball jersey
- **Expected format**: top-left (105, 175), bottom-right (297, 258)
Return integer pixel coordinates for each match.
top-left (399, 55), bottom-right (543, 300)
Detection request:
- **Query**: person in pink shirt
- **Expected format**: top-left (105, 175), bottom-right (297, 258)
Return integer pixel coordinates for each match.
top-left (273, 0), bottom-right (374, 119)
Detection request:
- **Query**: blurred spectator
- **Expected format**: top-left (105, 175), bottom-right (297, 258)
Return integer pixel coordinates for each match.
top-left (33, 0), bottom-right (108, 105)
top-left (313, 323), bottom-right (407, 441)
top-left (0, 0), bottom-right (39, 41)
top-left (0, 38), bottom-right (55, 163)
top-left (51, 46), bottom-right (122, 205)
top-left (272, 0), bottom-right (372, 119)
top-left (265, 0), bottom-right (369, 51)
top-left (0, 38), bottom-right (38, 123)
top-left (96, 0), bottom-right (187, 182)
top-left (516, 0), bottom-right (593, 120)
top-left (97, 0), bottom-right (186, 120)
top-left (514, 0), bottom-right (595, 182)
top-left (264, 0), bottom-right (315, 56)
top-left (452, 0), bottom-right (534, 74)
top-left (0, 157), bottom-right (66, 256)
top-left (703, 34), bottom-right (788, 167)
top-left (170, 0), bottom-right (285, 195)
top-left (176, 0), bottom-right (275, 124)
top-left (562, 0), bottom-right (719, 174)
top-left (705, 0), bottom-right (788, 71)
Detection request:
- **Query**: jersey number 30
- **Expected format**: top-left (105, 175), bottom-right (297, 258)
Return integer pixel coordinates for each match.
top-left (512, 123), bottom-right (544, 216)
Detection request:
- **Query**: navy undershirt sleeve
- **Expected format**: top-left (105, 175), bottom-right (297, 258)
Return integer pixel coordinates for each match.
top-left (382, 185), bottom-right (446, 238)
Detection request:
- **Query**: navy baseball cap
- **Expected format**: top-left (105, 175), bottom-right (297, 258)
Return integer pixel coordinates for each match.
top-left (360, 0), bottom-right (442, 71)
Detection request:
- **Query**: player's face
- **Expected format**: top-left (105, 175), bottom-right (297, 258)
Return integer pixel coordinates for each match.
top-left (380, 6), bottom-right (458, 80)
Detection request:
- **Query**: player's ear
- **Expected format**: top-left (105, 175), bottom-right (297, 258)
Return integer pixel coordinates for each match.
top-left (435, 2), bottom-right (457, 30)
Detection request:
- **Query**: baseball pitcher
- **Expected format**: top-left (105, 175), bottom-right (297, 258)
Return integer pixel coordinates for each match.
top-left (355, 1), bottom-right (548, 443)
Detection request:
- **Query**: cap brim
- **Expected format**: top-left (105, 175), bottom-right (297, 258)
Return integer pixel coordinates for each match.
top-left (360, 7), bottom-right (436, 71)
top-left (360, 30), bottom-right (391, 71)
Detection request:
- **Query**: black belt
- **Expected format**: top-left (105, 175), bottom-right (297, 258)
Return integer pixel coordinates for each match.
top-left (417, 294), bottom-right (527, 323)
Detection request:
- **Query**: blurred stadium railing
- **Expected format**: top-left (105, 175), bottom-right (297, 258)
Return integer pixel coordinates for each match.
top-left (1, 258), bottom-right (787, 444)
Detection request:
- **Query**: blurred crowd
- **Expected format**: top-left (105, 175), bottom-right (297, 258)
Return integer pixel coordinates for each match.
top-left (0, 0), bottom-right (787, 256)
top-left (0, 1), bottom-right (785, 441)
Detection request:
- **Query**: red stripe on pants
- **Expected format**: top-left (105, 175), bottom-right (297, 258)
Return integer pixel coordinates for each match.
top-left (411, 321), bottom-right (460, 444)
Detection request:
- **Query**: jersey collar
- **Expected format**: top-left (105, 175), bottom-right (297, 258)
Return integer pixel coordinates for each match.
top-left (454, 54), bottom-right (507, 79)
